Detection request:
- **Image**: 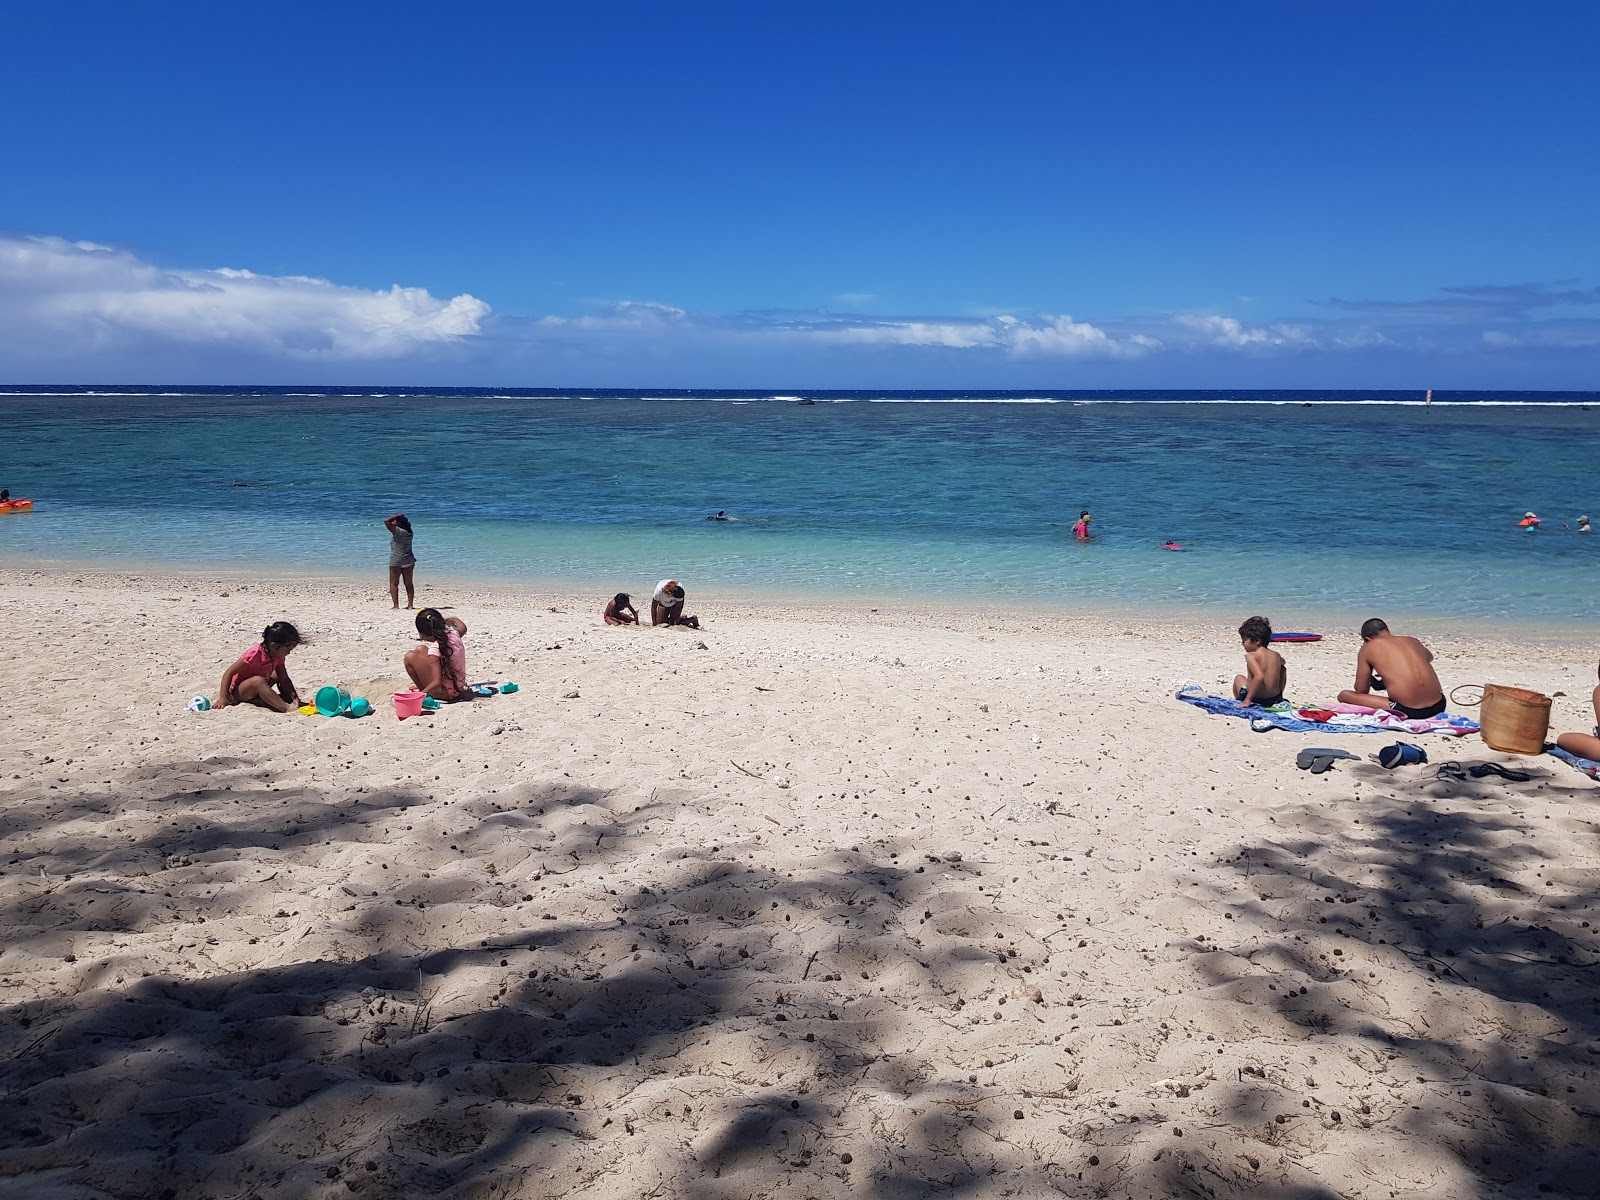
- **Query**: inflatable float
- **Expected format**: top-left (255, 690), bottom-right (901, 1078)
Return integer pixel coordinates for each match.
top-left (1270, 632), bottom-right (1323, 643)
top-left (0, 498), bottom-right (33, 513)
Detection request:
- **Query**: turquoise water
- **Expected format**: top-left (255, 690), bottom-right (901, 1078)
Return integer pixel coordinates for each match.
top-left (3, 388), bottom-right (1598, 623)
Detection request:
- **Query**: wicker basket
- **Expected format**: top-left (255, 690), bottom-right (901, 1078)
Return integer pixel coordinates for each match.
top-left (1478, 684), bottom-right (1551, 755)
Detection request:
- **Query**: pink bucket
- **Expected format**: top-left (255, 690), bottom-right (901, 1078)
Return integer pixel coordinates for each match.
top-left (393, 689), bottom-right (426, 720)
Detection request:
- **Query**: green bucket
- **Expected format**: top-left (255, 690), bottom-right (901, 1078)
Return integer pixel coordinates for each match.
top-left (314, 685), bottom-right (351, 716)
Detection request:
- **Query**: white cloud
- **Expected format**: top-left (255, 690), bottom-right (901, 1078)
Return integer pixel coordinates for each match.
top-left (999, 314), bottom-right (1160, 358)
top-left (536, 300), bottom-right (688, 331)
top-left (6, 231), bottom-right (1588, 385)
top-left (774, 312), bottom-right (1155, 358)
top-left (0, 235), bottom-right (489, 359)
top-left (1172, 313), bottom-right (1312, 348)
top-left (819, 319), bottom-right (1001, 350)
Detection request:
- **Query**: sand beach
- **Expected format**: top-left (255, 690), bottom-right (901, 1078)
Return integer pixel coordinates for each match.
top-left (1, 568), bottom-right (1597, 1199)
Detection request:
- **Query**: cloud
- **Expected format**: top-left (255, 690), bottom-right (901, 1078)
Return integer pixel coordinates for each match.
top-left (3, 231), bottom-right (1597, 386)
top-left (1172, 313), bottom-right (1313, 349)
top-left (996, 314), bottom-right (1156, 358)
top-left (0, 235), bottom-right (489, 359)
top-left (664, 309), bottom-right (1158, 358)
top-left (1321, 282), bottom-right (1600, 321)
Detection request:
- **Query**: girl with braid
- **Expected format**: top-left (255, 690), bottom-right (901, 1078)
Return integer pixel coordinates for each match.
top-left (404, 607), bottom-right (471, 701)
top-left (215, 621), bottom-right (303, 712)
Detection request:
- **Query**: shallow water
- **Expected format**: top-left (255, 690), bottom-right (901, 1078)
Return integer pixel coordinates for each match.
top-left (3, 387), bottom-right (1597, 623)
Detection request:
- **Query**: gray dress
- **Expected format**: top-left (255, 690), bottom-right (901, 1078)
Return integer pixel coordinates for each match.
top-left (389, 527), bottom-right (416, 568)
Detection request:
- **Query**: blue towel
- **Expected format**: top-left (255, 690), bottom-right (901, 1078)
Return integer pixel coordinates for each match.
top-left (1547, 745), bottom-right (1600, 782)
top-left (1175, 687), bottom-right (1479, 736)
top-left (1176, 688), bottom-right (1370, 733)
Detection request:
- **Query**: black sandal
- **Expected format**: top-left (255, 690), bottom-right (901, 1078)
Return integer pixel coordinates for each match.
top-left (1468, 762), bottom-right (1531, 782)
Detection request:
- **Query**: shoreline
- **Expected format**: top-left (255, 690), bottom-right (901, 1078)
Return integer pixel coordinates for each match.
top-left (4, 559), bottom-right (1596, 650)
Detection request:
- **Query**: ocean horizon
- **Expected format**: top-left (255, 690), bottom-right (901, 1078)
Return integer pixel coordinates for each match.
top-left (4, 386), bottom-right (1597, 625)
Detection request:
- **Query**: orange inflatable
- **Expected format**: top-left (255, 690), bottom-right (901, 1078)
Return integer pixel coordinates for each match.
top-left (0, 498), bottom-right (33, 513)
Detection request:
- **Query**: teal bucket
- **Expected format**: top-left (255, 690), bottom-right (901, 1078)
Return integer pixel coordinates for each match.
top-left (314, 685), bottom-right (351, 716)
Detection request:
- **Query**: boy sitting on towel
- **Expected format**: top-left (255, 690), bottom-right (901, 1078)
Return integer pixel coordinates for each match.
top-left (1234, 615), bottom-right (1287, 707)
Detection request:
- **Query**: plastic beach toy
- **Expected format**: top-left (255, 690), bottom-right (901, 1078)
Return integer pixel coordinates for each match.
top-left (297, 703), bottom-right (318, 716)
top-left (345, 697), bottom-right (372, 718)
top-left (393, 689), bottom-right (426, 720)
top-left (421, 696), bottom-right (443, 712)
top-left (314, 685), bottom-right (351, 716)
top-left (499, 681), bottom-right (519, 694)
top-left (186, 695), bottom-right (211, 713)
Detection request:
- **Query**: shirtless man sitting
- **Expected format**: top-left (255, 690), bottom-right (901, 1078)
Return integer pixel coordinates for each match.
top-left (1338, 618), bottom-right (1446, 719)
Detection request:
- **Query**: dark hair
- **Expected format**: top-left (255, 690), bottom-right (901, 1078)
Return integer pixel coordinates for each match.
top-left (1360, 617), bottom-right (1388, 640)
top-left (415, 607), bottom-right (458, 689)
top-left (1238, 615), bottom-right (1273, 646)
top-left (613, 593), bottom-right (631, 607)
top-left (669, 584), bottom-right (685, 599)
top-left (1080, 511), bottom-right (1090, 519)
top-left (395, 514), bottom-right (412, 533)
top-left (261, 621), bottom-right (301, 651)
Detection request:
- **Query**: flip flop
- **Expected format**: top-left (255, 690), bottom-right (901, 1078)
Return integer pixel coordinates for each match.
top-left (1296, 747), bottom-right (1359, 772)
top-left (1433, 762), bottom-right (1467, 782)
top-left (1468, 762), bottom-right (1531, 782)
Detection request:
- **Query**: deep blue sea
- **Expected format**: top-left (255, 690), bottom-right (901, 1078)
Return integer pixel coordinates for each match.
top-left (3, 387), bottom-right (1598, 624)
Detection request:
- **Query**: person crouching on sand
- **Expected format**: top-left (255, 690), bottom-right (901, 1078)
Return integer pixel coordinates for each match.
top-left (1555, 662), bottom-right (1600, 761)
top-left (1233, 615), bottom-right (1287, 707)
top-left (1338, 617), bottom-right (1447, 719)
top-left (215, 621), bottom-right (303, 712)
top-left (603, 592), bottom-right (638, 625)
top-left (651, 579), bottom-right (701, 628)
top-left (405, 608), bottom-right (470, 701)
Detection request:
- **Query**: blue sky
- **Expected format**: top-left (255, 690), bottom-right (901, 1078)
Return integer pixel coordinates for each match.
top-left (1, 1), bottom-right (1596, 387)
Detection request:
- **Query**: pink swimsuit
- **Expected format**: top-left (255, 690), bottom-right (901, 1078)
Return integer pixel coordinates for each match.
top-left (228, 643), bottom-right (278, 698)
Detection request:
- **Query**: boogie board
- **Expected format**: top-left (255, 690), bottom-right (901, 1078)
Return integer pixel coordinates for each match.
top-left (1270, 632), bottom-right (1322, 643)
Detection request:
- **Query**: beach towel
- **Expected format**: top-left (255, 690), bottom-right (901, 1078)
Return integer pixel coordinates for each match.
top-left (1175, 687), bottom-right (1479, 736)
top-left (1547, 745), bottom-right (1600, 782)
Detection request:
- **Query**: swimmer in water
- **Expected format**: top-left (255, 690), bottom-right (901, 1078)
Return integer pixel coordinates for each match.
top-left (707, 511), bottom-right (729, 521)
top-left (1578, 515), bottom-right (1591, 534)
top-left (1520, 511), bottom-right (1541, 530)
top-left (1072, 511), bottom-right (1092, 540)
top-left (1163, 540), bottom-right (1184, 551)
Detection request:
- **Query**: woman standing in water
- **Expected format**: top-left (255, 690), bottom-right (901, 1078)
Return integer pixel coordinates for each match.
top-left (385, 512), bottom-right (416, 609)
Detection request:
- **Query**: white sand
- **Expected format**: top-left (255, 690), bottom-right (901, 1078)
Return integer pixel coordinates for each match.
top-left (1, 568), bottom-right (1597, 1199)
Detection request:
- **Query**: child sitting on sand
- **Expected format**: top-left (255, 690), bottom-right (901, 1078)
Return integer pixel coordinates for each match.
top-left (215, 621), bottom-right (303, 712)
top-left (1233, 615), bottom-right (1287, 707)
top-left (404, 608), bottom-right (471, 701)
top-left (603, 593), bottom-right (638, 625)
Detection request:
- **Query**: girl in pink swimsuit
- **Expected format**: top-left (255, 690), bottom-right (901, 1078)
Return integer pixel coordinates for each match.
top-left (214, 622), bottom-right (303, 712)
top-left (405, 608), bottom-right (471, 701)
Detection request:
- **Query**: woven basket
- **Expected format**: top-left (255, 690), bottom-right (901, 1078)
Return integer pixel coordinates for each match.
top-left (1478, 684), bottom-right (1551, 755)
